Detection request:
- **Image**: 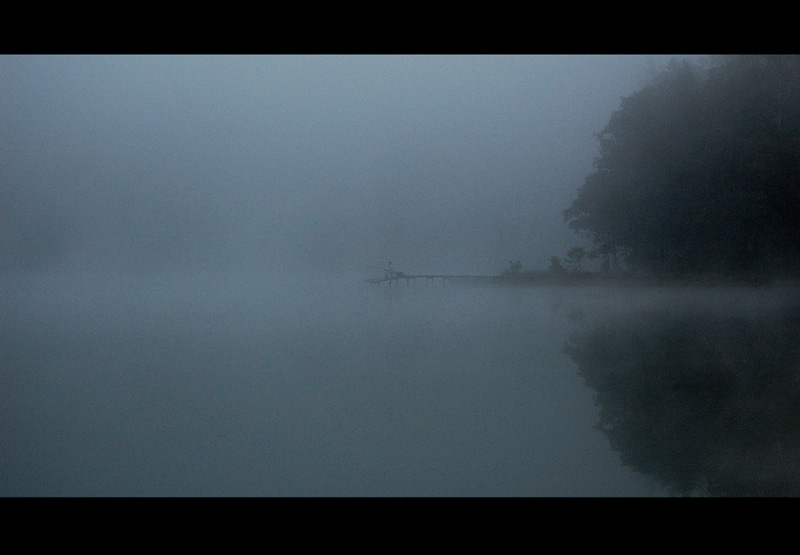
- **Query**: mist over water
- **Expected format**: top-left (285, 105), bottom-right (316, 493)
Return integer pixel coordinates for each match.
top-left (4, 55), bottom-right (800, 496)
top-left (6, 268), bottom-right (799, 496)
top-left (0, 269), bottom-right (659, 496)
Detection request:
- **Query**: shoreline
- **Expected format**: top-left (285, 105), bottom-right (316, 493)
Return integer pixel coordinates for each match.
top-left (369, 272), bottom-right (800, 289)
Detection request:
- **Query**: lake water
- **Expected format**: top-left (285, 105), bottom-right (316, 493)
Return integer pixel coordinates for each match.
top-left (3, 270), bottom-right (800, 496)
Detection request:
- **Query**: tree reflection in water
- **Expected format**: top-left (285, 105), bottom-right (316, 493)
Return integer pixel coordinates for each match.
top-left (564, 303), bottom-right (800, 496)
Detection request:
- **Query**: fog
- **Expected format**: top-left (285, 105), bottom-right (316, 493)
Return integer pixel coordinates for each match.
top-left (1, 54), bottom-right (689, 276)
top-left (16, 55), bottom-right (786, 497)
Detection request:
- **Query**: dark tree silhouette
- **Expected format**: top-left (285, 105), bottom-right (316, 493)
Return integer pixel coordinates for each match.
top-left (565, 56), bottom-right (800, 278)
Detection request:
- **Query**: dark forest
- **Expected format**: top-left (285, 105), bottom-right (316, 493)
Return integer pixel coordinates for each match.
top-left (564, 55), bottom-right (800, 280)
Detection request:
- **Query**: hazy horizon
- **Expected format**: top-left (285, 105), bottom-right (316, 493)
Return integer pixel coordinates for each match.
top-left (8, 56), bottom-right (800, 498)
top-left (1, 54), bottom-right (705, 277)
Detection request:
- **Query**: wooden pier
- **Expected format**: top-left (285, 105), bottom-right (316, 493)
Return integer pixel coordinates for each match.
top-left (366, 273), bottom-right (513, 287)
top-left (364, 267), bottom-right (603, 287)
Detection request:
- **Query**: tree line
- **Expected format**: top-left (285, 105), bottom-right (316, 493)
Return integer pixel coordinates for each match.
top-left (564, 55), bottom-right (800, 279)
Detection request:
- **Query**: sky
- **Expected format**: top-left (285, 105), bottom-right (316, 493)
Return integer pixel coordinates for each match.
top-left (0, 54), bottom-right (700, 276)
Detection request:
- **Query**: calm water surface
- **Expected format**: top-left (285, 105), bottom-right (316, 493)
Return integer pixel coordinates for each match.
top-left (3, 270), bottom-right (799, 496)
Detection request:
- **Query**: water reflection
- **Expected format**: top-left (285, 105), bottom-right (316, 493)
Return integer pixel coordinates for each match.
top-left (563, 300), bottom-right (800, 496)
